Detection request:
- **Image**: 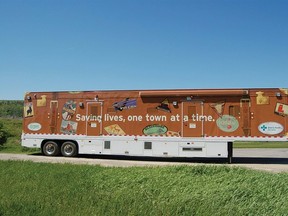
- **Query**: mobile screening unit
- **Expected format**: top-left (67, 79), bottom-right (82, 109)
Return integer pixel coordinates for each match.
top-left (21, 88), bottom-right (288, 162)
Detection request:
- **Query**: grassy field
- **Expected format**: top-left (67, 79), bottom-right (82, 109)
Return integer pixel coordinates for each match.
top-left (0, 161), bottom-right (288, 215)
top-left (0, 118), bottom-right (39, 154)
top-left (234, 141), bottom-right (288, 148)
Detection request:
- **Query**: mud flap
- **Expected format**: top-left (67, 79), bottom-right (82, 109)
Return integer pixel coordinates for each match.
top-left (227, 142), bottom-right (233, 164)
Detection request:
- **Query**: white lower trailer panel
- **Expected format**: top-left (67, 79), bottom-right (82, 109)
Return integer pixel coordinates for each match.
top-left (22, 134), bottom-right (230, 158)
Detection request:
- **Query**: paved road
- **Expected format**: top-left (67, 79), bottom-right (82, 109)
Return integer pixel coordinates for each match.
top-left (232, 148), bottom-right (288, 173)
top-left (234, 148), bottom-right (288, 158)
top-left (0, 148), bottom-right (288, 173)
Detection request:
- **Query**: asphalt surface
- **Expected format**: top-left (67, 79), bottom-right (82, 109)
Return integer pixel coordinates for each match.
top-left (0, 148), bottom-right (288, 173)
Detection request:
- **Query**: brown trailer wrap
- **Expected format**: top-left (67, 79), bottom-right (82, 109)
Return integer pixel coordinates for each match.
top-left (22, 88), bottom-right (288, 162)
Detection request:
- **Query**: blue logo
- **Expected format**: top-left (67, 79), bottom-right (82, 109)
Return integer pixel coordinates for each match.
top-left (258, 122), bottom-right (284, 135)
top-left (260, 125), bottom-right (267, 131)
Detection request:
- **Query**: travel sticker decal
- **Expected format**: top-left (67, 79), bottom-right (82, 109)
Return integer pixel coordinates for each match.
top-left (62, 100), bottom-right (77, 120)
top-left (113, 98), bottom-right (137, 111)
top-left (143, 124), bottom-right (168, 135)
top-left (280, 88), bottom-right (288, 95)
top-left (166, 131), bottom-right (180, 137)
top-left (258, 122), bottom-right (284, 135)
top-left (61, 120), bottom-right (78, 134)
top-left (68, 91), bottom-right (82, 94)
top-left (37, 95), bottom-right (47, 107)
top-left (104, 124), bottom-right (126, 135)
top-left (156, 99), bottom-right (171, 112)
top-left (24, 102), bottom-right (34, 118)
top-left (210, 102), bottom-right (225, 117)
top-left (275, 103), bottom-right (288, 116)
top-left (216, 115), bottom-right (239, 132)
top-left (256, 91), bottom-right (269, 105)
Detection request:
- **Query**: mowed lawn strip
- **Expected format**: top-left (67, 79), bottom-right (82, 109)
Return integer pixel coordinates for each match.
top-left (0, 160), bottom-right (288, 216)
top-left (234, 141), bottom-right (288, 148)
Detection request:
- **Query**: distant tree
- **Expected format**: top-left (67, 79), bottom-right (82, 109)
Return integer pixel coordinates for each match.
top-left (0, 100), bottom-right (23, 118)
top-left (0, 122), bottom-right (8, 145)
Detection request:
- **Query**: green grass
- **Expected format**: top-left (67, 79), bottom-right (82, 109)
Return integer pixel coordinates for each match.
top-left (0, 161), bottom-right (288, 216)
top-left (0, 118), bottom-right (22, 152)
top-left (0, 118), bottom-right (40, 154)
top-left (234, 141), bottom-right (288, 148)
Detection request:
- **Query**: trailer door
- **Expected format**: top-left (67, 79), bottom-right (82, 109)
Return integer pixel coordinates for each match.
top-left (182, 101), bottom-right (204, 137)
top-left (86, 102), bottom-right (103, 136)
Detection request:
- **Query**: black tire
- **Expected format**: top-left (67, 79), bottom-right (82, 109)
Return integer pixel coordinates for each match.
top-left (61, 141), bottom-right (77, 157)
top-left (42, 141), bottom-right (60, 156)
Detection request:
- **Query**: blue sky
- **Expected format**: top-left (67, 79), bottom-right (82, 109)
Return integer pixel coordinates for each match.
top-left (1, 0), bottom-right (287, 100)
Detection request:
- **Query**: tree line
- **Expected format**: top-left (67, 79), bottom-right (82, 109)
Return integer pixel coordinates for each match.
top-left (0, 100), bottom-right (23, 119)
top-left (0, 100), bottom-right (23, 146)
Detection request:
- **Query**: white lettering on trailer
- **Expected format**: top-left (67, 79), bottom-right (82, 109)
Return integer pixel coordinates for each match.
top-left (76, 113), bottom-right (215, 123)
top-left (76, 114), bottom-right (102, 122)
top-left (170, 114), bottom-right (180, 122)
top-left (145, 114), bottom-right (167, 121)
top-left (127, 115), bottom-right (143, 121)
top-left (104, 114), bottom-right (124, 122)
top-left (183, 114), bottom-right (214, 122)
top-left (191, 114), bottom-right (214, 122)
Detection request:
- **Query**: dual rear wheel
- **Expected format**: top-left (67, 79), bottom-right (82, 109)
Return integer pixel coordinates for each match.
top-left (42, 141), bottom-right (77, 157)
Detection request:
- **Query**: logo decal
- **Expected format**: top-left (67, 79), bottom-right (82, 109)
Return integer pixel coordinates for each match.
top-left (28, 123), bottom-right (41, 131)
top-left (258, 122), bottom-right (284, 135)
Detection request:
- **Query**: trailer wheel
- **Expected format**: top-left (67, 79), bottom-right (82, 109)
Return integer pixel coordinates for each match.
top-left (61, 141), bottom-right (77, 157)
top-left (42, 141), bottom-right (60, 156)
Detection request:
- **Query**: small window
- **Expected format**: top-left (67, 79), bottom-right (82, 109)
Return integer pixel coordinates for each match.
top-left (104, 141), bottom-right (111, 149)
top-left (183, 147), bottom-right (202, 151)
top-left (144, 142), bottom-right (152, 150)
